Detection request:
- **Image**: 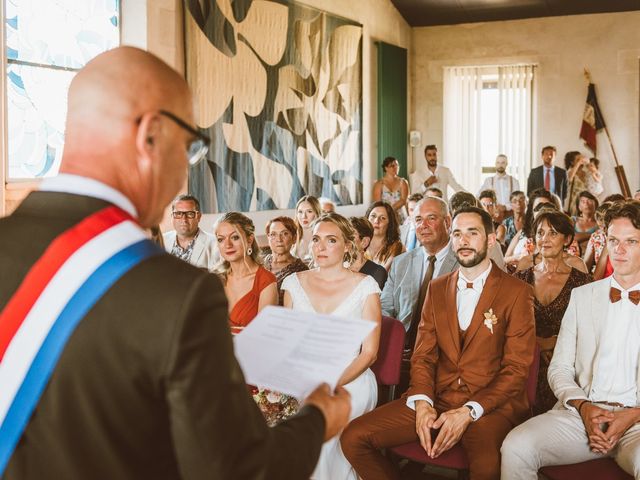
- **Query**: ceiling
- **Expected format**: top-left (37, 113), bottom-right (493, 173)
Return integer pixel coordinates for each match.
top-left (391, 0), bottom-right (640, 27)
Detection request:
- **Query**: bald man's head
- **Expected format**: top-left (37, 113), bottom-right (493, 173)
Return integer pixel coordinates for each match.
top-left (61, 47), bottom-right (197, 227)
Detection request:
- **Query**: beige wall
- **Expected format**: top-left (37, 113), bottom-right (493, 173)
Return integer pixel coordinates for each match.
top-left (146, 0), bottom-right (412, 233)
top-left (411, 11), bottom-right (640, 196)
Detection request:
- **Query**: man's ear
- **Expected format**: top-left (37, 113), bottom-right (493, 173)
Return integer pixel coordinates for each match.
top-left (135, 113), bottom-right (162, 169)
top-left (487, 232), bottom-right (497, 249)
top-left (362, 236), bottom-right (371, 251)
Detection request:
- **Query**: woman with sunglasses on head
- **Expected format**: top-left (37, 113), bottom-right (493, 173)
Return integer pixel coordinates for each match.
top-left (214, 212), bottom-right (278, 335)
top-left (263, 216), bottom-right (308, 306)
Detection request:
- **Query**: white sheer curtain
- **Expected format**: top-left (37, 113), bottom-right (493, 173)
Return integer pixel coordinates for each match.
top-left (498, 65), bottom-right (535, 192)
top-left (443, 66), bottom-right (483, 194)
top-left (443, 64), bottom-right (535, 194)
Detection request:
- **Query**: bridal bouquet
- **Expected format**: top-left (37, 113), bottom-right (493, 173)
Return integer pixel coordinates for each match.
top-left (251, 386), bottom-right (300, 427)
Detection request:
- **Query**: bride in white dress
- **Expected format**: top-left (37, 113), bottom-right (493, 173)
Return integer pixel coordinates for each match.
top-left (282, 212), bottom-right (381, 480)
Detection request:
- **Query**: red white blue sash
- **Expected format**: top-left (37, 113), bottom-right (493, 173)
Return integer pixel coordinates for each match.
top-left (0, 206), bottom-right (162, 474)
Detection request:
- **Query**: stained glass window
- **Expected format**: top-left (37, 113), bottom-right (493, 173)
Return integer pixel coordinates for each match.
top-left (5, 0), bottom-right (120, 180)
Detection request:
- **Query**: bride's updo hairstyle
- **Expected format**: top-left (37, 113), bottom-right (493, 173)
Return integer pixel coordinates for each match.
top-left (311, 212), bottom-right (358, 266)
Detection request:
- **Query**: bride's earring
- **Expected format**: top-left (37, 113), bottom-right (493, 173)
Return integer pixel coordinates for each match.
top-left (247, 247), bottom-right (253, 255)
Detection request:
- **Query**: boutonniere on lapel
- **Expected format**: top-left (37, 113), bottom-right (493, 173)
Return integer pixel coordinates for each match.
top-left (483, 308), bottom-right (498, 334)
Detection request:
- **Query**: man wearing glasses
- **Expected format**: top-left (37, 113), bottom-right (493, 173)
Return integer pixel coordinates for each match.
top-left (0, 47), bottom-right (350, 479)
top-left (163, 194), bottom-right (217, 271)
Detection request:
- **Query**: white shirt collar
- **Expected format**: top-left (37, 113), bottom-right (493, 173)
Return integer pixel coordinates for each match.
top-left (458, 262), bottom-right (493, 292)
top-left (421, 241), bottom-right (449, 263)
top-left (39, 174), bottom-right (138, 219)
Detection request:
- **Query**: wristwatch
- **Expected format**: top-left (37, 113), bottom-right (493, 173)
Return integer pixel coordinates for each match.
top-left (465, 404), bottom-right (478, 421)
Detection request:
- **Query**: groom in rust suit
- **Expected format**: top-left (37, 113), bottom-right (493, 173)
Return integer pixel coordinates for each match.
top-left (341, 206), bottom-right (535, 480)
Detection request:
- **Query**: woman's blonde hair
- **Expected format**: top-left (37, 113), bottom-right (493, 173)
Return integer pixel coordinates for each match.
top-left (213, 212), bottom-right (261, 282)
top-left (311, 212), bottom-right (358, 266)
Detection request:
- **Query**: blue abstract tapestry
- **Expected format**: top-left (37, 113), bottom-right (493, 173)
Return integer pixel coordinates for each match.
top-left (184, 0), bottom-right (363, 213)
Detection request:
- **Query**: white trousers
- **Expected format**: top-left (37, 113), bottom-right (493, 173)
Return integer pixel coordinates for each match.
top-left (500, 407), bottom-right (640, 479)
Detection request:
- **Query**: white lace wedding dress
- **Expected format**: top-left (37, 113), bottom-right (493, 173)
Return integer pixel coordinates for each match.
top-left (281, 273), bottom-right (380, 480)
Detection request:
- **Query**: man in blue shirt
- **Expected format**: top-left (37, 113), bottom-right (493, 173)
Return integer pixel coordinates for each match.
top-left (526, 146), bottom-right (568, 203)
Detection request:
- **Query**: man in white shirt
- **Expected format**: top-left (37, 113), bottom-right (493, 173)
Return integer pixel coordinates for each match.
top-left (502, 201), bottom-right (640, 479)
top-left (163, 194), bottom-right (217, 271)
top-left (410, 145), bottom-right (466, 197)
top-left (342, 206), bottom-right (535, 480)
top-left (478, 154), bottom-right (520, 209)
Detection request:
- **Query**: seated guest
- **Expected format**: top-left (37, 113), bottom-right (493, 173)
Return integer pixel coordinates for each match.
top-left (479, 189), bottom-right (507, 245)
top-left (349, 216), bottom-right (388, 289)
top-left (400, 193), bottom-right (423, 251)
top-left (505, 188), bottom-right (555, 268)
top-left (501, 201), bottom-right (640, 479)
top-left (342, 206), bottom-right (536, 480)
top-left (503, 190), bottom-right (526, 247)
top-left (449, 191), bottom-right (507, 271)
top-left (263, 216), bottom-right (308, 305)
top-left (163, 194), bottom-right (217, 270)
top-left (515, 202), bottom-right (588, 274)
top-left (214, 212), bottom-right (278, 334)
top-left (366, 201), bottom-right (405, 270)
top-left (319, 196), bottom-right (336, 213)
top-left (573, 190), bottom-right (599, 254)
top-left (282, 212), bottom-right (381, 480)
top-left (373, 156), bottom-right (410, 222)
top-left (381, 196), bottom-right (458, 331)
top-left (424, 186), bottom-right (443, 198)
top-left (293, 195), bottom-right (322, 264)
top-left (583, 202), bottom-right (610, 272)
top-left (514, 210), bottom-right (592, 414)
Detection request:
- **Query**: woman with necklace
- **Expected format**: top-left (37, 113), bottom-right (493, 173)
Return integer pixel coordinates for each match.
top-left (213, 212), bottom-right (278, 335)
top-left (263, 216), bottom-right (308, 305)
top-left (514, 210), bottom-right (591, 414)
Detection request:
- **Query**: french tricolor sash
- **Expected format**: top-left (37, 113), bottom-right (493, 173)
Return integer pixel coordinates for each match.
top-left (0, 206), bottom-right (162, 474)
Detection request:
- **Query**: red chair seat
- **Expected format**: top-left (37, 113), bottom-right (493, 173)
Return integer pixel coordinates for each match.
top-left (391, 442), bottom-right (468, 469)
top-left (540, 458), bottom-right (632, 480)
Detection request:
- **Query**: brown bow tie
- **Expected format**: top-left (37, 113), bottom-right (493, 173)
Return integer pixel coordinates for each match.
top-left (610, 287), bottom-right (640, 305)
top-left (466, 282), bottom-right (474, 289)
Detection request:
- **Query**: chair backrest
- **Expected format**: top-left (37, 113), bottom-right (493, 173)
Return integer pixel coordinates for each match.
top-left (370, 316), bottom-right (405, 386)
top-left (527, 344), bottom-right (541, 408)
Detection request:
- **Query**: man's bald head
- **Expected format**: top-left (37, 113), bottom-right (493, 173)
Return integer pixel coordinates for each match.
top-left (61, 47), bottom-right (197, 227)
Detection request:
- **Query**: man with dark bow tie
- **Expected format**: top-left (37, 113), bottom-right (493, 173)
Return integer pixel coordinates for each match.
top-left (502, 201), bottom-right (640, 479)
top-left (341, 206), bottom-right (535, 480)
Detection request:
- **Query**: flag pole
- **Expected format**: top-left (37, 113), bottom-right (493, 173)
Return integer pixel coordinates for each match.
top-left (583, 68), bottom-right (631, 197)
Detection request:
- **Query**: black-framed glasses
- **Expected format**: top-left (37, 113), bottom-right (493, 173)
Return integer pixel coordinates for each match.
top-left (172, 210), bottom-right (198, 219)
top-left (158, 110), bottom-right (211, 166)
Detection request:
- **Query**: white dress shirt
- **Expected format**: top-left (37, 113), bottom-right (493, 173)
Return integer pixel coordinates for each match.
top-left (410, 165), bottom-right (465, 197)
top-left (478, 174), bottom-right (520, 207)
top-left (406, 262), bottom-right (493, 420)
top-left (589, 277), bottom-right (640, 407)
top-left (40, 174), bottom-right (138, 218)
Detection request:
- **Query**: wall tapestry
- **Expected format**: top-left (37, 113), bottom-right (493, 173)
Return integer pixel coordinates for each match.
top-left (184, 0), bottom-right (363, 213)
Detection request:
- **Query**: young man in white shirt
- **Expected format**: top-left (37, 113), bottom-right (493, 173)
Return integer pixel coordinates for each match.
top-left (502, 200), bottom-right (640, 479)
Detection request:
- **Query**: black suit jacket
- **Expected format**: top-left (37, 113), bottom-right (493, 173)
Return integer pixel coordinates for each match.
top-left (1, 192), bottom-right (324, 480)
top-left (526, 165), bottom-right (568, 202)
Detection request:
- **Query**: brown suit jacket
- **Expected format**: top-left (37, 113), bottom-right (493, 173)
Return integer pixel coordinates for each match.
top-left (407, 263), bottom-right (535, 423)
top-left (1, 191), bottom-right (325, 480)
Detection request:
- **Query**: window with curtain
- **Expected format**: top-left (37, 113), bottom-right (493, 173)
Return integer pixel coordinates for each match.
top-left (4, 0), bottom-right (120, 180)
top-left (443, 64), bottom-right (535, 194)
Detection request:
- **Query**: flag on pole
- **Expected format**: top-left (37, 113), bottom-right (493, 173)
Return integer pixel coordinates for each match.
top-left (579, 83), bottom-right (606, 154)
